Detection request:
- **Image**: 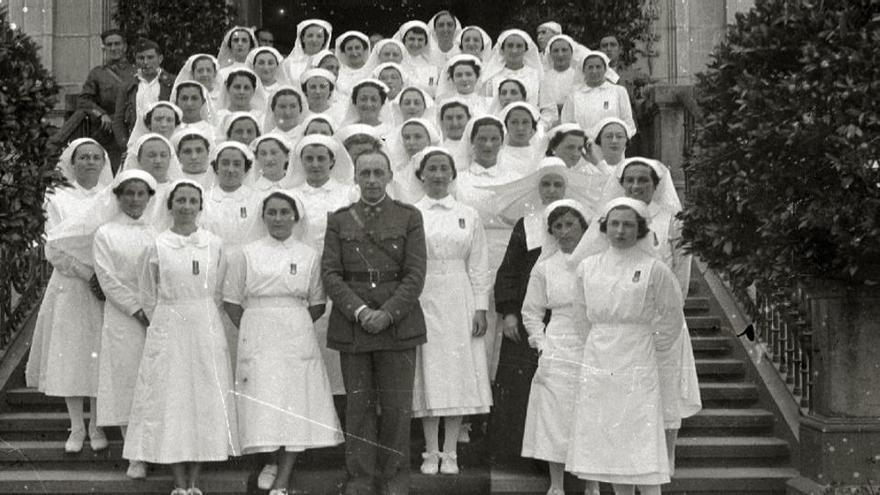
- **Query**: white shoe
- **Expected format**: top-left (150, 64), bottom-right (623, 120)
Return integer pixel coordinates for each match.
top-left (126, 460), bottom-right (147, 479)
top-left (420, 451), bottom-right (440, 475)
top-left (258, 463), bottom-right (279, 490)
top-left (439, 451), bottom-right (459, 474)
top-left (187, 488), bottom-right (203, 495)
top-left (88, 426), bottom-right (108, 451)
top-left (268, 489), bottom-right (289, 495)
top-left (169, 489), bottom-right (187, 495)
top-left (546, 488), bottom-right (565, 495)
top-left (64, 427), bottom-right (86, 453)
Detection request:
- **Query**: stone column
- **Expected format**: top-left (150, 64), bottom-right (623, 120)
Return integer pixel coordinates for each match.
top-left (788, 280), bottom-right (880, 492)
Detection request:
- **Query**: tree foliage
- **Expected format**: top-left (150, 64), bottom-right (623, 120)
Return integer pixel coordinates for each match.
top-left (0, 6), bottom-right (62, 252)
top-left (680, 0), bottom-right (880, 285)
top-left (114, 0), bottom-right (237, 74)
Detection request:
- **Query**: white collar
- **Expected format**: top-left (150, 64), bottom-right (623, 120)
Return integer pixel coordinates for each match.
top-left (421, 194), bottom-right (455, 209)
top-left (468, 162), bottom-right (500, 177)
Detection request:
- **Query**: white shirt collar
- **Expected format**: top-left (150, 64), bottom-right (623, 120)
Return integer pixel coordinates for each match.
top-left (421, 194), bottom-right (455, 209)
top-left (468, 162), bottom-right (500, 177)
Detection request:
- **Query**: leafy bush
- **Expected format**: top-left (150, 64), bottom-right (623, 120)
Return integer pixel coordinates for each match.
top-left (680, 0), bottom-right (880, 285)
top-left (501, 0), bottom-right (658, 67)
top-left (0, 6), bottom-right (63, 252)
top-left (114, 0), bottom-right (237, 74)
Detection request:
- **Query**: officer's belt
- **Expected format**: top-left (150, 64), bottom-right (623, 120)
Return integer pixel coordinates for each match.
top-left (342, 270), bottom-right (402, 283)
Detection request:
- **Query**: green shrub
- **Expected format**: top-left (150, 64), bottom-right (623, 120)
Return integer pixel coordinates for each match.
top-left (679, 0), bottom-right (880, 285)
top-left (0, 6), bottom-right (63, 252)
top-left (114, 0), bottom-right (237, 74)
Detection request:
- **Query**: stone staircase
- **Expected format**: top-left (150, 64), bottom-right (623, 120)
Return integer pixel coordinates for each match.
top-left (0, 265), bottom-right (798, 494)
top-left (491, 267), bottom-right (799, 494)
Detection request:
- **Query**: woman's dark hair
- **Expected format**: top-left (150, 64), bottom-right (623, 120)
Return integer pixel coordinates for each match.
top-left (469, 117), bottom-right (504, 141)
top-left (416, 150), bottom-right (456, 181)
top-left (447, 59), bottom-right (481, 81)
top-left (304, 117), bottom-right (334, 134)
top-left (143, 103), bottom-right (181, 128)
top-left (459, 28), bottom-right (485, 51)
top-left (501, 34), bottom-right (529, 51)
top-left (546, 206), bottom-right (588, 234)
top-left (211, 146), bottom-right (253, 173)
top-left (257, 136), bottom-right (291, 157)
top-left (136, 137), bottom-right (169, 161)
top-left (112, 178), bottom-right (156, 198)
top-left (226, 28), bottom-right (255, 49)
top-left (301, 75), bottom-right (336, 94)
top-left (176, 133), bottom-right (211, 153)
top-left (440, 101), bottom-right (471, 120)
top-left (226, 116), bottom-right (261, 140)
top-left (301, 143), bottom-right (336, 162)
top-left (499, 78), bottom-right (528, 101)
top-left (582, 53), bottom-right (608, 70)
top-left (620, 161), bottom-right (661, 187)
top-left (400, 88), bottom-right (427, 105)
top-left (350, 81), bottom-right (388, 105)
top-left (545, 129), bottom-right (586, 156)
top-left (379, 66), bottom-right (403, 80)
top-left (342, 135), bottom-right (381, 154)
top-left (261, 192), bottom-right (300, 221)
top-left (340, 35), bottom-right (368, 52)
top-left (404, 27), bottom-right (429, 41)
top-left (433, 10), bottom-right (455, 27)
top-left (504, 107), bottom-right (537, 131)
top-left (166, 183), bottom-right (203, 210)
top-left (271, 88), bottom-right (303, 111)
top-left (192, 55), bottom-right (216, 73)
top-left (594, 121), bottom-right (630, 146)
top-left (72, 141), bottom-right (103, 162)
top-left (175, 82), bottom-right (206, 105)
top-left (299, 24), bottom-right (328, 46)
top-left (598, 205), bottom-right (650, 239)
top-left (225, 70), bottom-right (257, 89)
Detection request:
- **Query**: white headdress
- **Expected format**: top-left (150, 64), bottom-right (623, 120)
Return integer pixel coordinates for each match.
top-left (339, 78), bottom-right (392, 127)
top-left (217, 111), bottom-right (263, 143)
top-left (542, 33), bottom-right (590, 72)
top-left (392, 85), bottom-right (436, 124)
top-left (538, 197), bottom-right (591, 261)
top-left (245, 188), bottom-right (311, 244)
top-left (262, 84), bottom-right (307, 133)
top-left (216, 67), bottom-right (268, 114)
top-left (170, 80), bottom-right (216, 124)
top-left (364, 39), bottom-right (407, 73)
top-left (483, 29), bottom-right (544, 90)
top-left (287, 134), bottom-right (354, 187)
top-left (121, 133), bottom-right (183, 183)
top-left (385, 117), bottom-right (442, 172)
top-left (174, 53), bottom-right (221, 92)
top-left (125, 100), bottom-right (183, 150)
top-left (246, 46), bottom-right (291, 87)
top-left (56, 138), bottom-right (113, 189)
top-left (285, 19), bottom-right (333, 66)
top-left (395, 144), bottom-right (455, 204)
top-left (454, 25), bottom-right (493, 62)
top-left (248, 133), bottom-right (294, 187)
top-left (217, 26), bottom-right (257, 68)
top-left (46, 169), bottom-right (158, 266)
top-left (435, 53), bottom-right (484, 100)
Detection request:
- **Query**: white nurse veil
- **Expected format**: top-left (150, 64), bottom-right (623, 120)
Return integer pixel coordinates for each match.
top-left (55, 137), bottom-right (114, 189)
top-left (121, 133), bottom-right (184, 183)
top-left (217, 26), bottom-right (257, 69)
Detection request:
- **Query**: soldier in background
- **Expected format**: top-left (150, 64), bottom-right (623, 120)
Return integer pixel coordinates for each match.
top-left (599, 35), bottom-right (648, 157)
top-left (321, 150), bottom-right (427, 495)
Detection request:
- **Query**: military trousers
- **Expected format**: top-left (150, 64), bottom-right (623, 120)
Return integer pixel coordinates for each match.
top-left (340, 348), bottom-right (416, 495)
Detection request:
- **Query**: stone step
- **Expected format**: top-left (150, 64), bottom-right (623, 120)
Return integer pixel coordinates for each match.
top-left (0, 466), bottom-right (489, 494)
top-left (676, 436), bottom-right (790, 467)
top-left (686, 316), bottom-right (722, 334)
top-left (491, 466), bottom-right (797, 493)
top-left (684, 296), bottom-right (710, 314)
top-left (694, 358), bottom-right (745, 379)
top-left (680, 408), bottom-right (776, 436)
top-left (699, 382), bottom-right (759, 407)
top-left (3, 387), bottom-right (67, 412)
top-left (0, 412), bottom-right (123, 441)
top-left (690, 335), bottom-right (733, 352)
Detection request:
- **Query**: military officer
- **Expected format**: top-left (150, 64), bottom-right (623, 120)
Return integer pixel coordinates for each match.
top-left (321, 149), bottom-right (427, 495)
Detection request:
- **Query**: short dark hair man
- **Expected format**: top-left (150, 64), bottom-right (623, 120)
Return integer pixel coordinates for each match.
top-left (112, 39), bottom-right (176, 150)
top-left (321, 150), bottom-right (427, 495)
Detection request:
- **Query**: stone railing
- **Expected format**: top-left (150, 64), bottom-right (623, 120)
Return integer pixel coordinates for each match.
top-left (0, 243), bottom-right (51, 358)
top-left (724, 278), bottom-right (814, 413)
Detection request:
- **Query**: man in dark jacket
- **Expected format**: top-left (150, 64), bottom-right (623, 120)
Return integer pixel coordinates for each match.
top-left (112, 38), bottom-right (175, 151)
top-left (75, 29), bottom-right (135, 171)
top-left (322, 150), bottom-right (427, 495)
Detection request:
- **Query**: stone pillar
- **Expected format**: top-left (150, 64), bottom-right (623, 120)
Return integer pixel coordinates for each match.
top-left (788, 280), bottom-right (880, 492)
top-left (644, 84), bottom-right (690, 194)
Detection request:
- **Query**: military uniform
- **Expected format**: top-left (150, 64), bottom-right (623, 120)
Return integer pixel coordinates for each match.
top-left (322, 195), bottom-right (427, 495)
